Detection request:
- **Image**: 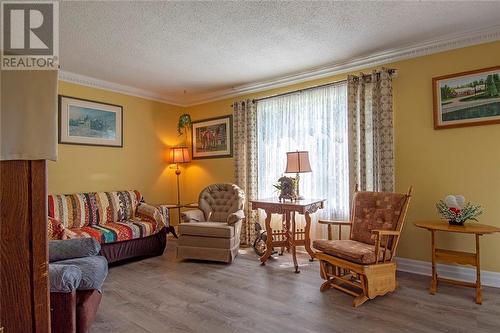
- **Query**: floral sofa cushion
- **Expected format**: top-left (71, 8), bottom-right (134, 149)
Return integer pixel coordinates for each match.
top-left (48, 190), bottom-right (166, 244)
top-left (48, 216), bottom-right (66, 240)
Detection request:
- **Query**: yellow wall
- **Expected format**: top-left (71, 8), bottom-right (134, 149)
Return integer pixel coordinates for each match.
top-left (49, 81), bottom-right (185, 206)
top-left (184, 41), bottom-right (500, 272)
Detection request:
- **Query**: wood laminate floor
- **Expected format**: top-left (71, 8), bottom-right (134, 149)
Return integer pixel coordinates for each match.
top-left (90, 240), bottom-right (500, 333)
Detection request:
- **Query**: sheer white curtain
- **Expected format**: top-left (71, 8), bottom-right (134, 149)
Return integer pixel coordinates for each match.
top-left (256, 82), bottom-right (349, 239)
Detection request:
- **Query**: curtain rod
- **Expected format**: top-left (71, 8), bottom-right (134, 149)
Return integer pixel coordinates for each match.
top-left (230, 68), bottom-right (396, 107)
top-left (254, 79), bottom-right (347, 103)
top-left (229, 80), bottom-right (346, 107)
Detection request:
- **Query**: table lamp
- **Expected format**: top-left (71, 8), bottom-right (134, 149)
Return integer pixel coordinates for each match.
top-left (285, 151), bottom-right (312, 200)
top-left (170, 147), bottom-right (191, 205)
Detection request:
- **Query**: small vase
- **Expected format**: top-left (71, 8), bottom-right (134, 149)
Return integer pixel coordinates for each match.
top-left (448, 220), bottom-right (464, 226)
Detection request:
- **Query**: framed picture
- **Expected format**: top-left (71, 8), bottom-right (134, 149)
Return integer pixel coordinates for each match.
top-left (433, 66), bottom-right (500, 129)
top-left (191, 115), bottom-right (233, 159)
top-left (58, 95), bottom-right (123, 147)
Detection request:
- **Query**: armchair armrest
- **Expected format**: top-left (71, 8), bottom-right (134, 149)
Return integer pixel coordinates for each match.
top-left (49, 264), bottom-right (82, 293)
top-left (49, 238), bottom-right (101, 263)
top-left (156, 205), bottom-right (171, 228)
top-left (181, 209), bottom-right (205, 223)
top-left (318, 220), bottom-right (352, 226)
top-left (371, 230), bottom-right (401, 263)
top-left (227, 209), bottom-right (245, 225)
top-left (371, 229), bottom-right (400, 236)
top-left (318, 220), bottom-right (351, 240)
top-left (136, 203), bottom-right (166, 230)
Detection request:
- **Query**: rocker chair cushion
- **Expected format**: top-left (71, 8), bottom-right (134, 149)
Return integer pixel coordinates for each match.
top-left (313, 239), bottom-right (391, 265)
top-left (351, 191), bottom-right (407, 245)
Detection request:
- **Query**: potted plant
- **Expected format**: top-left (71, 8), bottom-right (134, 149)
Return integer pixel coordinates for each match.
top-left (273, 176), bottom-right (297, 202)
top-left (177, 113), bottom-right (192, 137)
top-left (436, 195), bottom-right (483, 226)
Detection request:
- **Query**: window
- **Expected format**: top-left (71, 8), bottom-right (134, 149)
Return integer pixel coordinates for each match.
top-left (256, 82), bottom-right (349, 238)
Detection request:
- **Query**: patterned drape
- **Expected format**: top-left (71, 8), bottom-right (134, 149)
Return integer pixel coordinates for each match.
top-left (233, 100), bottom-right (258, 245)
top-left (348, 68), bottom-right (394, 193)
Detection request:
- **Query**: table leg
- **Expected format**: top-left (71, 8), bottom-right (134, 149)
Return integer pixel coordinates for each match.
top-left (279, 214), bottom-right (286, 255)
top-left (304, 212), bottom-right (315, 261)
top-left (260, 209), bottom-right (274, 265)
top-left (430, 230), bottom-right (437, 295)
top-left (285, 211), bottom-right (291, 253)
top-left (475, 234), bottom-right (482, 305)
top-left (291, 212), bottom-right (299, 273)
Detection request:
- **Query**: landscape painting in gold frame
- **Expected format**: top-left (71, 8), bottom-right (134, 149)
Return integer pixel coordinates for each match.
top-left (433, 66), bottom-right (500, 129)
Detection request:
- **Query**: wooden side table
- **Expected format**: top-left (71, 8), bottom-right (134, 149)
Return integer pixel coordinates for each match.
top-left (161, 203), bottom-right (198, 238)
top-left (249, 198), bottom-right (326, 273)
top-left (414, 220), bottom-right (500, 304)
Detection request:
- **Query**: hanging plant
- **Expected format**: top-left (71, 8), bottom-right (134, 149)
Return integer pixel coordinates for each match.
top-left (177, 113), bottom-right (192, 136)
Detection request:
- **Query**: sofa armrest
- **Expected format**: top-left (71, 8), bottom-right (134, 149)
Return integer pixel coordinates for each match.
top-left (156, 205), bottom-right (171, 228)
top-left (227, 209), bottom-right (245, 225)
top-left (49, 264), bottom-right (82, 293)
top-left (181, 209), bottom-right (205, 223)
top-left (136, 203), bottom-right (166, 230)
top-left (49, 238), bottom-right (101, 263)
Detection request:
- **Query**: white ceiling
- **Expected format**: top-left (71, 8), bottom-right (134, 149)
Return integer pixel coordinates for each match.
top-left (60, 1), bottom-right (500, 105)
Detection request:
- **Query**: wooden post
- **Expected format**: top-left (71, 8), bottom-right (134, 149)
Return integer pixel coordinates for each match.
top-left (0, 160), bottom-right (50, 333)
top-left (475, 234), bottom-right (482, 305)
top-left (430, 230), bottom-right (437, 295)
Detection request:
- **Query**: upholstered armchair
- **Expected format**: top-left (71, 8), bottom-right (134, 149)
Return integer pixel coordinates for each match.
top-left (49, 238), bottom-right (108, 333)
top-left (178, 183), bottom-right (245, 263)
top-left (313, 187), bottom-right (412, 307)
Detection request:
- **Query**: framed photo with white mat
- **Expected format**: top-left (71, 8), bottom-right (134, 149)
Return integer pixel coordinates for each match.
top-left (58, 95), bottom-right (123, 147)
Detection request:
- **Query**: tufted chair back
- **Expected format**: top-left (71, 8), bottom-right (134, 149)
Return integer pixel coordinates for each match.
top-left (198, 184), bottom-right (245, 222)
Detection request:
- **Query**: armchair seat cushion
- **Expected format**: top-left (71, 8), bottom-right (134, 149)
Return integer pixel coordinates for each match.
top-left (313, 239), bottom-right (391, 264)
top-left (179, 222), bottom-right (234, 238)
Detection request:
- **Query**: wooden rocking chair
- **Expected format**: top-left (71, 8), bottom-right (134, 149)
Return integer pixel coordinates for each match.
top-left (313, 186), bottom-right (412, 307)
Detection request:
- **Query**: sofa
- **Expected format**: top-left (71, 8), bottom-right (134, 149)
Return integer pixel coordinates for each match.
top-left (49, 238), bottom-right (108, 333)
top-left (48, 190), bottom-right (169, 264)
top-left (178, 183), bottom-right (245, 263)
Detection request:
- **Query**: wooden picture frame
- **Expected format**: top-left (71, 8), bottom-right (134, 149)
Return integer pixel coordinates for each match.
top-left (58, 95), bottom-right (123, 147)
top-left (191, 115), bottom-right (233, 159)
top-left (433, 66), bottom-right (500, 129)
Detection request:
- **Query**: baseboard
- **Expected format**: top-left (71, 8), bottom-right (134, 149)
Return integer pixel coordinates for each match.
top-left (396, 257), bottom-right (500, 288)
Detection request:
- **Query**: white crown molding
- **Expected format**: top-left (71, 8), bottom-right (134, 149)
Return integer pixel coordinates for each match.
top-left (58, 70), bottom-right (184, 106)
top-left (58, 25), bottom-right (500, 107)
top-left (396, 257), bottom-right (500, 288)
top-left (184, 24), bottom-right (500, 106)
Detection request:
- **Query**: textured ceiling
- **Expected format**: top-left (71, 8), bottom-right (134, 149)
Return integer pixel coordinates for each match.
top-left (60, 1), bottom-right (500, 104)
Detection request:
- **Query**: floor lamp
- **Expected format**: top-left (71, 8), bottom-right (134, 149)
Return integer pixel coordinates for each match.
top-left (170, 147), bottom-right (191, 205)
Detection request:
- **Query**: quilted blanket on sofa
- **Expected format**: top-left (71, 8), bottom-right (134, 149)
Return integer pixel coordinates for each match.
top-left (48, 190), bottom-right (166, 243)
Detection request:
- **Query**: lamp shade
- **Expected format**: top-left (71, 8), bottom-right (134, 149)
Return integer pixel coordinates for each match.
top-left (285, 151), bottom-right (311, 173)
top-left (170, 147), bottom-right (191, 164)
